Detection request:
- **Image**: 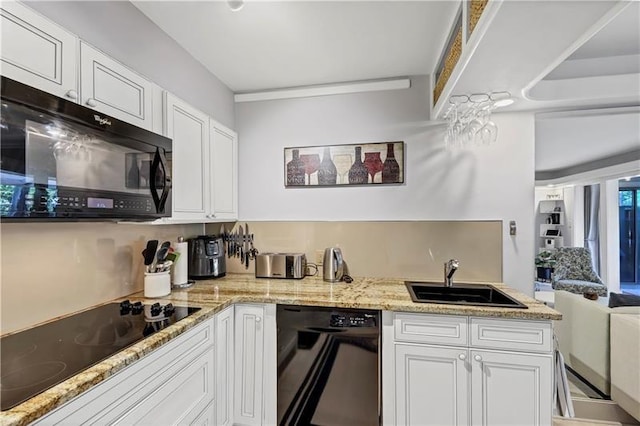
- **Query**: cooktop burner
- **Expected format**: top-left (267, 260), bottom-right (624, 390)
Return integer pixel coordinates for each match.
top-left (0, 301), bottom-right (200, 411)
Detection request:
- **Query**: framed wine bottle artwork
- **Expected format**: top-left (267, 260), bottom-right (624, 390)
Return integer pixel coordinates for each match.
top-left (284, 141), bottom-right (404, 187)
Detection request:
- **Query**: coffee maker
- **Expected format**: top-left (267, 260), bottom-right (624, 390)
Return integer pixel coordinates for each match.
top-left (188, 235), bottom-right (226, 279)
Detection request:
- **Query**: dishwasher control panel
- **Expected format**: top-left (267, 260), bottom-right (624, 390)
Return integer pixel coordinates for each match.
top-left (330, 313), bottom-right (377, 328)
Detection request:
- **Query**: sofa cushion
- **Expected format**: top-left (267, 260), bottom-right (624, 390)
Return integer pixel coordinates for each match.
top-left (609, 292), bottom-right (640, 308)
top-left (554, 290), bottom-right (612, 395)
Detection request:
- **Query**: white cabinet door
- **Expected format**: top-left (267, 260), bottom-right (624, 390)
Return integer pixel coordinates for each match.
top-left (112, 346), bottom-right (215, 425)
top-left (80, 42), bottom-right (154, 130)
top-left (216, 305), bottom-right (235, 426)
top-left (470, 349), bottom-right (553, 426)
top-left (394, 343), bottom-right (469, 426)
top-left (209, 120), bottom-right (238, 220)
top-left (0, 1), bottom-right (78, 100)
top-left (234, 304), bottom-right (265, 426)
top-left (36, 318), bottom-right (215, 425)
top-left (164, 93), bottom-right (209, 220)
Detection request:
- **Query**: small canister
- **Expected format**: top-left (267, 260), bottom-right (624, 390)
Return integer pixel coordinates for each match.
top-left (144, 270), bottom-right (171, 298)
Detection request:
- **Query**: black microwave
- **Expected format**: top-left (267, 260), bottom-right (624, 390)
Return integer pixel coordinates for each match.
top-left (0, 77), bottom-right (172, 221)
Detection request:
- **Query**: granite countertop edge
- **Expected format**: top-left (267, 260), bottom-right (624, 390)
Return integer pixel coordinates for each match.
top-left (1, 273), bottom-right (560, 425)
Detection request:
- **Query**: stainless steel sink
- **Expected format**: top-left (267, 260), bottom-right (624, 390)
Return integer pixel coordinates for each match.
top-left (405, 281), bottom-right (528, 309)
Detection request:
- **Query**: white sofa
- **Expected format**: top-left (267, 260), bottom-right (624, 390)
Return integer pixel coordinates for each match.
top-left (610, 313), bottom-right (640, 421)
top-left (554, 290), bottom-right (640, 397)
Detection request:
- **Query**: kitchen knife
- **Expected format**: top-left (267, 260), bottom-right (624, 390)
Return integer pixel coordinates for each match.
top-left (245, 223), bottom-right (250, 269)
top-left (239, 225), bottom-right (244, 262)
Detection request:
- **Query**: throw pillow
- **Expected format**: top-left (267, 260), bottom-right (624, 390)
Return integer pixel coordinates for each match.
top-left (608, 292), bottom-right (640, 308)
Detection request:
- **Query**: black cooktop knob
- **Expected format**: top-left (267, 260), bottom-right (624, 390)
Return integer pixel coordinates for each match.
top-left (119, 300), bottom-right (131, 315)
top-left (131, 301), bottom-right (143, 315)
top-left (163, 303), bottom-right (175, 317)
top-left (150, 303), bottom-right (162, 316)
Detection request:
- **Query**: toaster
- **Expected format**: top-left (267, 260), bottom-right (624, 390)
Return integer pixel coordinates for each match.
top-left (255, 253), bottom-right (307, 279)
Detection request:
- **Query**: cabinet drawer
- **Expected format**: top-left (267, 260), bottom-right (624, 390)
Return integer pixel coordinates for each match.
top-left (470, 318), bottom-right (552, 353)
top-left (394, 313), bottom-right (468, 345)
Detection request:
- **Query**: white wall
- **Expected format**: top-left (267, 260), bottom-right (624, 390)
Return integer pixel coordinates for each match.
top-left (25, 0), bottom-right (235, 128)
top-left (235, 75), bottom-right (536, 294)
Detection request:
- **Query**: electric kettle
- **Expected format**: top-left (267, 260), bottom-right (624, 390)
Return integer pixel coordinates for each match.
top-left (323, 247), bottom-right (345, 282)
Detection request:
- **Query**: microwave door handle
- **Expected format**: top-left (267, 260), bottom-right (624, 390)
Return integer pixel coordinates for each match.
top-left (150, 148), bottom-right (172, 213)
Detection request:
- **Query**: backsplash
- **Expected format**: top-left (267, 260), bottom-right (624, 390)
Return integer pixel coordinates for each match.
top-left (2, 220), bottom-right (502, 334)
top-left (207, 221), bottom-right (502, 282)
top-left (0, 222), bottom-right (203, 334)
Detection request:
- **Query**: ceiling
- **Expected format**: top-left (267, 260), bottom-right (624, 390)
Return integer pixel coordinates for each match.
top-left (133, 1), bottom-right (639, 177)
top-left (132, 1), bottom-right (459, 92)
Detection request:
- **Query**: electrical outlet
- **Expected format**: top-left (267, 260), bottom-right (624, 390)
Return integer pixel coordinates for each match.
top-left (315, 250), bottom-right (324, 265)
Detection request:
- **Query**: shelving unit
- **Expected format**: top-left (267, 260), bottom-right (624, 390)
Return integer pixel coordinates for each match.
top-left (537, 200), bottom-right (565, 252)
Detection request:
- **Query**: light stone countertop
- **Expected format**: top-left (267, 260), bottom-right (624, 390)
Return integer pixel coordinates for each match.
top-left (1, 273), bottom-right (560, 425)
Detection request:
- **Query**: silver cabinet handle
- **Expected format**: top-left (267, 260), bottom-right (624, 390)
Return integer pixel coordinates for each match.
top-left (86, 98), bottom-right (98, 107)
top-left (459, 353), bottom-right (466, 360)
top-left (65, 90), bottom-right (78, 100)
top-left (255, 317), bottom-right (261, 323)
top-left (474, 355), bottom-right (482, 362)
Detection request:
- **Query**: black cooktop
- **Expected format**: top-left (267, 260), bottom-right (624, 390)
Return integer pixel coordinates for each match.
top-left (0, 301), bottom-right (200, 411)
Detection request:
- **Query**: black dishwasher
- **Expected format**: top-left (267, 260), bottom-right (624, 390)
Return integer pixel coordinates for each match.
top-left (276, 304), bottom-right (380, 426)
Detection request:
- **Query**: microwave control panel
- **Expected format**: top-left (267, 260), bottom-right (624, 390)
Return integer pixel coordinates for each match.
top-left (32, 187), bottom-right (154, 217)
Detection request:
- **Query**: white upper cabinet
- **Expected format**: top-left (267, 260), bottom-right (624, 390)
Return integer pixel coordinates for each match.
top-left (164, 92), bottom-right (209, 221)
top-left (0, 1), bottom-right (78, 100)
top-left (1, 2), bottom-right (238, 224)
top-left (161, 95), bottom-right (239, 223)
top-left (80, 42), bottom-right (155, 131)
top-left (210, 120), bottom-right (238, 220)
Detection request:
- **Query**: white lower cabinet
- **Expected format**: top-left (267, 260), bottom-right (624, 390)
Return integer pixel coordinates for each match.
top-left (383, 312), bottom-right (554, 426)
top-left (35, 317), bottom-right (215, 425)
top-left (470, 349), bottom-right (553, 426)
top-left (234, 303), bottom-right (277, 426)
top-left (215, 305), bottom-right (234, 426)
top-left (394, 343), bottom-right (469, 425)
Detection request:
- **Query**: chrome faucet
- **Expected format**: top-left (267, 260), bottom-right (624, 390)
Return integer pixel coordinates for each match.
top-left (444, 259), bottom-right (459, 287)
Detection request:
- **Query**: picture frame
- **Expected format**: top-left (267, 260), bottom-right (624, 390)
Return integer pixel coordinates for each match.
top-left (284, 141), bottom-right (404, 187)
